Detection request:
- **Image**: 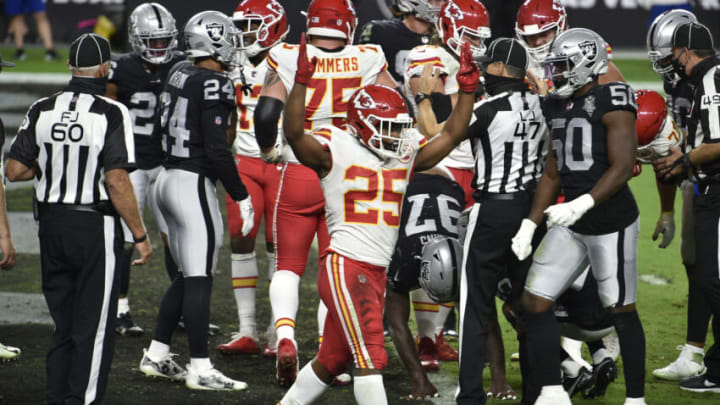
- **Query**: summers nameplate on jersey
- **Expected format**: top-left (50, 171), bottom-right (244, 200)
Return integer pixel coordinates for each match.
top-left (543, 81), bottom-right (639, 234)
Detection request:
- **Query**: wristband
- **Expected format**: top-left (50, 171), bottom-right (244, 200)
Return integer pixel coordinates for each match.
top-left (133, 233), bottom-right (147, 243)
top-left (415, 93), bottom-right (432, 105)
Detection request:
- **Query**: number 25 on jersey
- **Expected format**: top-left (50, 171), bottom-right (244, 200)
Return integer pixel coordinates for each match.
top-left (344, 166), bottom-right (407, 226)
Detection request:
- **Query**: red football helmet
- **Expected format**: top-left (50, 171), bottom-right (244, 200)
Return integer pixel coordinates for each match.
top-left (635, 89), bottom-right (667, 146)
top-left (304, 0), bottom-right (358, 44)
top-left (233, 0), bottom-right (289, 57)
top-left (347, 85), bottom-right (415, 160)
top-left (436, 0), bottom-right (491, 59)
top-left (515, 0), bottom-right (568, 64)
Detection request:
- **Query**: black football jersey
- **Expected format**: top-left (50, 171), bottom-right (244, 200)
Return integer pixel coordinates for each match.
top-left (358, 18), bottom-right (431, 84)
top-left (108, 51), bottom-right (186, 169)
top-left (159, 62), bottom-right (247, 201)
top-left (664, 77), bottom-right (694, 149)
top-left (542, 82), bottom-right (639, 235)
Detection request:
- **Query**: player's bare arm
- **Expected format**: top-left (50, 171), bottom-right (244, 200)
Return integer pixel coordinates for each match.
top-left (5, 159), bottom-right (35, 181)
top-left (414, 64), bottom-right (447, 138)
top-left (588, 109), bottom-right (637, 204)
top-left (527, 142), bottom-right (562, 224)
top-left (598, 61), bottom-right (626, 84)
top-left (0, 181), bottom-right (16, 270)
top-left (105, 168), bottom-right (152, 265)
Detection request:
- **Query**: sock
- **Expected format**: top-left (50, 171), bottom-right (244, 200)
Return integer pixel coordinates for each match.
top-left (624, 397), bottom-right (646, 405)
top-left (271, 270), bottom-right (300, 343)
top-left (147, 340), bottom-right (170, 362)
top-left (280, 362), bottom-right (329, 405)
top-left (686, 271), bottom-right (712, 343)
top-left (434, 302), bottom-right (454, 336)
top-left (412, 289), bottom-right (439, 339)
top-left (561, 358), bottom-right (582, 378)
top-left (586, 339), bottom-right (605, 353)
top-left (444, 307), bottom-right (457, 331)
top-left (539, 385), bottom-right (566, 397)
top-left (164, 244), bottom-right (179, 281)
top-left (190, 357), bottom-right (212, 372)
top-left (613, 310), bottom-right (646, 398)
top-left (592, 348), bottom-right (611, 365)
top-left (523, 310), bottom-right (561, 386)
top-left (183, 276), bottom-right (212, 358)
top-left (153, 276), bottom-right (185, 344)
top-left (117, 297), bottom-right (130, 316)
top-left (231, 252), bottom-right (259, 338)
top-left (684, 343), bottom-right (704, 354)
top-left (353, 374), bottom-right (388, 405)
top-left (317, 300), bottom-right (328, 346)
top-left (519, 334), bottom-right (540, 405)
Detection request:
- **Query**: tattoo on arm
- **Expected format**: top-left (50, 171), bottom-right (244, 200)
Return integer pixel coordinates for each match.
top-left (263, 70), bottom-right (282, 87)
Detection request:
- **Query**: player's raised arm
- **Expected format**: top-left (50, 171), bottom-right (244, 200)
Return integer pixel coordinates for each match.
top-left (282, 34), bottom-right (331, 176)
top-left (414, 43), bottom-right (478, 171)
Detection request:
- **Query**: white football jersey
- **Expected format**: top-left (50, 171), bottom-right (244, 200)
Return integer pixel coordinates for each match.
top-left (637, 114), bottom-right (684, 163)
top-left (403, 45), bottom-right (474, 170)
top-left (313, 125), bottom-right (426, 267)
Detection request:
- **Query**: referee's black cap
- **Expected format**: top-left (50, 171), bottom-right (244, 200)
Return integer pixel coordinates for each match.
top-left (672, 22), bottom-right (714, 50)
top-left (69, 33), bottom-right (111, 68)
top-left (477, 38), bottom-right (529, 71)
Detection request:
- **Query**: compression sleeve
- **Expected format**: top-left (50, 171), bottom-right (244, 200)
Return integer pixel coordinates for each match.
top-left (254, 96), bottom-right (285, 149)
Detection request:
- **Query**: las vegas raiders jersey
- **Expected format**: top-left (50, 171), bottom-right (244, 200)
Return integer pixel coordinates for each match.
top-left (663, 77), bottom-right (696, 151)
top-left (542, 82), bottom-right (639, 235)
top-left (108, 51), bottom-right (186, 169)
top-left (313, 125), bottom-right (426, 267)
top-left (159, 62), bottom-right (247, 201)
top-left (358, 18), bottom-right (431, 84)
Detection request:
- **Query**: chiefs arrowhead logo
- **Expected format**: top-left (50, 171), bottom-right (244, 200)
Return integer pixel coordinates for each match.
top-left (578, 40), bottom-right (597, 61)
top-left (267, 0), bottom-right (283, 16)
top-left (206, 22), bottom-right (224, 42)
top-left (444, 1), bottom-right (464, 20)
top-left (353, 89), bottom-right (377, 110)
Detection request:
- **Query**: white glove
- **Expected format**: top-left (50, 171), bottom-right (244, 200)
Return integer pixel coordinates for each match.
top-left (652, 211), bottom-right (675, 248)
top-left (261, 141), bottom-right (284, 164)
top-left (511, 219), bottom-right (537, 261)
top-left (544, 194), bottom-right (595, 227)
top-left (237, 196), bottom-right (254, 237)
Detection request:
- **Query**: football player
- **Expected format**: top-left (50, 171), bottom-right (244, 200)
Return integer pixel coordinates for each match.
top-left (511, 28), bottom-right (647, 405)
top-left (215, 0), bottom-right (288, 358)
top-left (645, 9), bottom-right (710, 382)
top-left (277, 36), bottom-right (479, 405)
top-left (105, 2), bottom-right (186, 337)
top-left (254, 0), bottom-right (398, 386)
top-left (139, 11), bottom-right (254, 391)
top-left (359, 0), bottom-right (446, 84)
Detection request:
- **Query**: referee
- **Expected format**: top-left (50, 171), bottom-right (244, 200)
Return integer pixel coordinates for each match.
top-left (5, 33), bottom-right (152, 404)
top-left (457, 38), bottom-right (547, 404)
top-left (654, 21), bottom-right (720, 393)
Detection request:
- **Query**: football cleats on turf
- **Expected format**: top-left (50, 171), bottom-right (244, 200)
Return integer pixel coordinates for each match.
top-left (233, 0), bottom-right (289, 57)
top-left (647, 9), bottom-right (697, 83)
top-left (184, 11), bottom-right (241, 68)
top-left (304, 0), bottom-right (358, 44)
top-left (635, 89), bottom-right (683, 163)
top-left (128, 3), bottom-right (178, 65)
top-left (515, 0), bottom-right (567, 65)
top-left (419, 236), bottom-right (462, 303)
top-left (392, 0), bottom-right (445, 24)
top-left (436, 0), bottom-right (491, 59)
top-left (544, 28), bottom-right (608, 98)
top-left (347, 85), bottom-right (415, 160)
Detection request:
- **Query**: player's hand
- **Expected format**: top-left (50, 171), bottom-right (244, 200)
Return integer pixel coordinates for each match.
top-left (295, 33), bottom-right (318, 85)
top-left (653, 146), bottom-right (685, 181)
top-left (238, 195), bottom-right (255, 237)
top-left (419, 64), bottom-right (441, 96)
top-left (132, 238), bottom-right (152, 266)
top-left (402, 376), bottom-right (438, 401)
top-left (456, 42), bottom-right (480, 94)
top-left (511, 218), bottom-right (537, 261)
top-left (544, 193), bottom-right (595, 227)
top-left (0, 235), bottom-right (17, 270)
top-left (526, 70), bottom-right (548, 96)
top-left (261, 143), bottom-right (284, 164)
top-left (652, 211), bottom-right (675, 248)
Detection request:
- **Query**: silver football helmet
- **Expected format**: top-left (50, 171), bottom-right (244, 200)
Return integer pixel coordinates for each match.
top-left (418, 236), bottom-right (462, 303)
top-left (544, 28), bottom-right (608, 99)
top-left (646, 9), bottom-right (697, 83)
top-left (392, 0), bottom-right (444, 24)
top-left (184, 11), bottom-right (240, 68)
top-left (128, 3), bottom-right (178, 64)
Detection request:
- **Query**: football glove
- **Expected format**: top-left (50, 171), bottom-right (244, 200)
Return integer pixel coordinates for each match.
top-left (456, 42), bottom-right (480, 94)
top-left (295, 33), bottom-right (317, 85)
top-left (544, 194), bottom-right (595, 228)
top-left (652, 211), bottom-right (675, 248)
top-left (237, 196), bottom-right (255, 237)
top-left (511, 219), bottom-right (537, 261)
top-left (261, 141), bottom-right (284, 164)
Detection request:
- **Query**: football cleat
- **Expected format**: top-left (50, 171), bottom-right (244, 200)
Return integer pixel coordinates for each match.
top-left (276, 338), bottom-right (298, 387)
top-left (0, 342), bottom-right (20, 362)
top-left (332, 372), bottom-right (352, 386)
top-left (584, 357), bottom-right (618, 398)
top-left (139, 349), bottom-right (187, 381)
top-left (679, 375), bottom-right (720, 393)
top-left (185, 365), bottom-right (248, 391)
top-left (417, 336), bottom-right (440, 371)
top-left (217, 333), bottom-right (261, 355)
top-left (177, 319), bottom-right (220, 336)
top-left (562, 366), bottom-right (593, 397)
top-left (435, 332), bottom-right (458, 362)
top-left (652, 344), bottom-right (706, 381)
top-left (116, 312), bottom-right (144, 337)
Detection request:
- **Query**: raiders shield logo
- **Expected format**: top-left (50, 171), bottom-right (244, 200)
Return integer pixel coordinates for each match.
top-left (353, 89), bottom-right (377, 110)
top-left (578, 40), bottom-right (597, 61)
top-left (206, 22), bottom-right (224, 42)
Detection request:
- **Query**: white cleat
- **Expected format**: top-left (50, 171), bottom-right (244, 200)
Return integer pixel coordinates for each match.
top-left (185, 365), bottom-right (248, 391)
top-left (602, 329), bottom-right (621, 362)
top-left (139, 349), bottom-right (187, 381)
top-left (0, 342), bottom-right (20, 362)
top-left (535, 385), bottom-right (571, 405)
top-left (653, 344), bottom-right (706, 381)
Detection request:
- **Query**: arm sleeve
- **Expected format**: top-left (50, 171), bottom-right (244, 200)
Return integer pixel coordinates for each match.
top-left (254, 96), bottom-right (285, 148)
top-left (7, 102), bottom-right (42, 167)
top-left (202, 101), bottom-right (249, 201)
top-left (702, 68), bottom-right (720, 142)
top-left (102, 103), bottom-right (136, 171)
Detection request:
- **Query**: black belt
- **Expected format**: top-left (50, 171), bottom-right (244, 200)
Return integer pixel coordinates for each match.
top-left (475, 191), bottom-right (525, 201)
top-left (35, 201), bottom-right (117, 219)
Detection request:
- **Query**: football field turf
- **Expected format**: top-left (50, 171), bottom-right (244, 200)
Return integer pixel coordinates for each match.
top-left (0, 55), bottom-right (717, 404)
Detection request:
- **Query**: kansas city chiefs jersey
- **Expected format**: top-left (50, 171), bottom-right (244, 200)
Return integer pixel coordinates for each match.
top-left (313, 125), bottom-right (427, 267)
top-left (109, 51), bottom-right (186, 169)
top-left (636, 114), bottom-right (683, 163)
top-left (403, 45), bottom-right (474, 170)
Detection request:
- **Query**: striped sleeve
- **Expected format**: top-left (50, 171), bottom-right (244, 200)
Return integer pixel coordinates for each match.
top-left (100, 98), bottom-right (136, 171)
top-left (7, 97), bottom-right (45, 167)
top-left (702, 66), bottom-right (720, 141)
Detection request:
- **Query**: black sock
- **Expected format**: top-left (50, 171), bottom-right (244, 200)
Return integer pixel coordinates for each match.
top-left (523, 310), bottom-right (561, 386)
top-left (445, 307), bottom-right (457, 331)
top-left (164, 245), bottom-right (179, 281)
top-left (559, 346), bottom-right (570, 362)
top-left (587, 339), bottom-right (605, 356)
top-left (519, 334), bottom-right (540, 404)
top-left (613, 310), bottom-right (646, 398)
top-left (183, 276), bottom-right (212, 358)
top-left (154, 276), bottom-right (185, 344)
top-left (687, 267), bottom-right (712, 343)
top-left (117, 245), bottom-right (134, 298)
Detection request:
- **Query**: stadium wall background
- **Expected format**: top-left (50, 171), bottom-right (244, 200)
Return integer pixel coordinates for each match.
top-left (0, 1), bottom-right (717, 50)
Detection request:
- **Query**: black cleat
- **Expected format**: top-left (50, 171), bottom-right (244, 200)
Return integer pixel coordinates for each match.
top-left (680, 375), bottom-right (720, 393)
top-left (44, 49), bottom-right (60, 62)
top-left (584, 358), bottom-right (618, 398)
top-left (116, 312), bottom-right (144, 337)
top-left (563, 366), bottom-right (594, 397)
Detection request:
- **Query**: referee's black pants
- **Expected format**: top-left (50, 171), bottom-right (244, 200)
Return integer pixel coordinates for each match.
top-left (40, 206), bottom-right (122, 405)
top-left (457, 192), bottom-right (535, 405)
top-left (693, 186), bottom-right (720, 384)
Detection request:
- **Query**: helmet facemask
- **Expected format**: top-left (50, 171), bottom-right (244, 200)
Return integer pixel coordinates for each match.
top-left (447, 26), bottom-right (491, 60)
top-left (130, 29), bottom-right (178, 65)
top-left (352, 111), bottom-right (414, 160)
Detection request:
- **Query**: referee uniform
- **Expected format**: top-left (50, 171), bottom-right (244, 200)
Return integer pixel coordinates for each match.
top-left (457, 38), bottom-right (547, 404)
top-left (6, 34), bottom-right (150, 404)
